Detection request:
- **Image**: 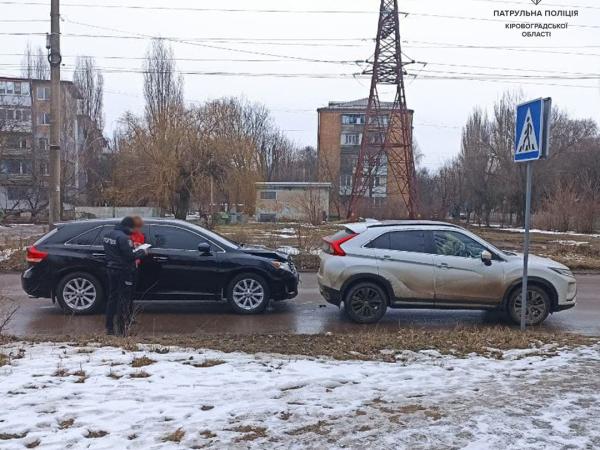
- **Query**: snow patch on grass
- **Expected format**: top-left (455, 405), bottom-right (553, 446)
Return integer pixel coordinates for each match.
top-left (0, 342), bottom-right (599, 449)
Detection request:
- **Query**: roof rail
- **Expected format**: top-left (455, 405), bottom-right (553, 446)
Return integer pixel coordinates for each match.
top-left (365, 220), bottom-right (463, 230)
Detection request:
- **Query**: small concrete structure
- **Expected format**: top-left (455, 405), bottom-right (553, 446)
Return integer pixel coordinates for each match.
top-left (255, 182), bottom-right (331, 223)
top-left (74, 206), bottom-right (160, 219)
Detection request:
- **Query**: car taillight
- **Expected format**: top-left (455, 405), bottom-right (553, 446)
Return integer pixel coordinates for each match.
top-left (322, 233), bottom-right (357, 256)
top-left (26, 246), bottom-right (48, 264)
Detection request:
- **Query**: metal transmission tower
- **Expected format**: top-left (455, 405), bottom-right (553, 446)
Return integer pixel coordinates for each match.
top-left (346, 0), bottom-right (418, 219)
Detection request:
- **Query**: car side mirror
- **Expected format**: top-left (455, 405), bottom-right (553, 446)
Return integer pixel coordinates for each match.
top-left (481, 250), bottom-right (493, 266)
top-left (198, 242), bottom-right (212, 255)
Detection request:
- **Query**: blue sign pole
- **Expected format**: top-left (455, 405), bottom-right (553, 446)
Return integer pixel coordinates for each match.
top-left (520, 162), bottom-right (533, 331)
top-left (515, 98), bottom-right (551, 331)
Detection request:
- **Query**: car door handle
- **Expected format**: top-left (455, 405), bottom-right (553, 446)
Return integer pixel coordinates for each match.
top-left (154, 256), bottom-right (169, 263)
top-left (382, 255), bottom-right (392, 260)
top-left (92, 253), bottom-right (105, 258)
top-left (438, 263), bottom-right (450, 269)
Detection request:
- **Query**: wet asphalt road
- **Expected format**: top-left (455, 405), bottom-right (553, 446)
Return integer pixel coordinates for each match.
top-left (2, 272), bottom-right (600, 337)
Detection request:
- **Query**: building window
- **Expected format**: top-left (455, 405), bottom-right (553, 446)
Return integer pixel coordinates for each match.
top-left (37, 86), bottom-right (51, 101)
top-left (14, 109), bottom-right (31, 122)
top-left (342, 114), bottom-right (365, 125)
top-left (341, 133), bottom-right (362, 146)
top-left (39, 112), bottom-right (51, 125)
top-left (340, 174), bottom-right (353, 187)
top-left (258, 214), bottom-right (277, 223)
top-left (0, 109), bottom-right (16, 121)
top-left (40, 161), bottom-right (49, 175)
top-left (38, 138), bottom-right (49, 150)
top-left (368, 133), bottom-right (385, 145)
top-left (6, 186), bottom-right (28, 201)
top-left (6, 136), bottom-right (27, 149)
top-left (0, 160), bottom-right (31, 175)
top-left (0, 82), bottom-right (15, 95)
top-left (374, 176), bottom-right (387, 187)
top-left (260, 191), bottom-right (277, 200)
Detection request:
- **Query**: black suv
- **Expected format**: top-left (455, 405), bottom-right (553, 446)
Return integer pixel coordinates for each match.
top-left (22, 219), bottom-right (299, 315)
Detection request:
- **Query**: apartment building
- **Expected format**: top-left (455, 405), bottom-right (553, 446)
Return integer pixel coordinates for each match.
top-left (0, 76), bottom-right (94, 216)
top-left (317, 98), bottom-right (413, 218)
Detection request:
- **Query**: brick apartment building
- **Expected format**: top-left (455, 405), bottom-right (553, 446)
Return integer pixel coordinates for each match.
top-left (317, 98), bottom-right (413, 219)
top-left (0, 76), bottom-right (101, 217)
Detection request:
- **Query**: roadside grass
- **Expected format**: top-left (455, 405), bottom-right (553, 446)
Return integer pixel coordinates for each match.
top-left (25, 439), bottom-right (41, 448)
top-left (226, 425), bottom-right (268, 442)
top-left (191, 358), bottom-right (226, 368)
top-left (85, 430), bottom-right (109, 439)
top-left (58, 418), bottom-right (75, 430)
top-left (469, 226), bottom-right (600, 271)
top-left (1, 222), bottom-right (600, 272)
top-left (162, 428), bottom-right (185, 443)
top-left (0, 432), bottom-right (28, 440)
top-left (130, 369), bottom-right (151, 379)
top-left (14, 326), bottom-right (596, 362)
top-left (131, 356), bottom-right (156, 368)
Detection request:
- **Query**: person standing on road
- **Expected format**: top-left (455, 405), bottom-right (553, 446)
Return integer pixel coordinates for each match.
top-left (129, 216), bottom-right (146, 319)
top-left (103, 217), bottom-right (147, 336)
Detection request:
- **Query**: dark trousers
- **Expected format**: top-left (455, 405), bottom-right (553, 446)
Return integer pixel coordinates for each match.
top-left (106, 268), bottom-right (135, 335)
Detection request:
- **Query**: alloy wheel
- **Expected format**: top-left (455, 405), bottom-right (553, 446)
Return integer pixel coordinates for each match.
top-left (63, 277), bottom-right (97, 311)
top-left (512, 289), bottom-right (548, 325)
top-left (350, 286), bottom-right (385, 320)
top-left (232, 278), bottom-right (265, 311)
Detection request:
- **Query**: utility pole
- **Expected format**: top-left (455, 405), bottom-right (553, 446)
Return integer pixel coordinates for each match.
top-left (48, 0), bottom-right (62, 228)
top-left (346, 0), bottom-right (418, 219)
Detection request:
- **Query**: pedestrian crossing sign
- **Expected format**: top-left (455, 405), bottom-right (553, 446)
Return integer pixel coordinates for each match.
top-left (515, 98), bottom-right (551, 163)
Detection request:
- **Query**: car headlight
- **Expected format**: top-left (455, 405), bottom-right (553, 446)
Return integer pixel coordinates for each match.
top-left (550, 267), bottom-right (574, 277)
top-left (271, 260), bottom-right (292, 272)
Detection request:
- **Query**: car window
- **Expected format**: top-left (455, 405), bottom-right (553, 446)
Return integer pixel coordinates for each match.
top-left (366, 233), bottom-right (390, 250)
top-left (93, 225), bottom-right (115, 246)
top-left (67, 227), bottom-right (101, 246)
top-left (434, 231), bottom-right (486, 258)
top-left (389, 231), bottom-right (427, 253)
top-left (152, 226), bottom-right (210, 251)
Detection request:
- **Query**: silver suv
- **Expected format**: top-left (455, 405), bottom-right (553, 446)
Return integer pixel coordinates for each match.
top-left (318, 221), bottom-right (577, 325)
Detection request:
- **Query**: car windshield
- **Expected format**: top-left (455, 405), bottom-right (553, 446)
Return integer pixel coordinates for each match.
top-left (462, 229), bottom-right (507, 258)
top-left (183, 222), bottom-right (240, 249)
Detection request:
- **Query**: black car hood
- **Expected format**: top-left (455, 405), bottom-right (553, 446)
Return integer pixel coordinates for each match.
top-left (240, 245), bottom-right (289, 262)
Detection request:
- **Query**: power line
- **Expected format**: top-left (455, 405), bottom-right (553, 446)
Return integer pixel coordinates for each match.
top-left (2, 52), bottom-right (597, 77)
top-left (0, 19), bottom-right (47, 23)
top-left (470, 0), bottom-right (600, 11)
top-left (62, 18), bottom-right (366, 66)
top-left (405, 40), bottom-right (600, 59)
top-left (0, 1), bottom-right (379, 14)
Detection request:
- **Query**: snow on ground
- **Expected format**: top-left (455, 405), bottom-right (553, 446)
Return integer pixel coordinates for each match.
top-left (501, 227), bottom-right (600, 239)
top-left (0, 224), bottom-right (47, 246)
top-left (550, 240), bottom-right (590, 247)
top-left (0, 248), bottom-right (18, 263)
top-left (0, 343), bottom-right (599, 450)
top-left (276, 246), bottom-right (301, 256)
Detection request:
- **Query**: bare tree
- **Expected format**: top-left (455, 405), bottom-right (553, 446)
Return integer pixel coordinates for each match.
top-left (143, 39), bottom-right (184, 127)
top-left (74, 56), bottom-right (104, 130)
top-left (21, 43), bottom-right (49, 80)
top-left (73, 57), bottom-right (106, 205)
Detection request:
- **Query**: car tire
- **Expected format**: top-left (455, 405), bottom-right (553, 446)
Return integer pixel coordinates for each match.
top-left (56, 272), bottom-right (105, 315)
top-left (227, 273), bottom-right (270, 315)
top-left (343, 282), bottom-right (388, 324)
top-left (507, 285), bottom-right (551, 326)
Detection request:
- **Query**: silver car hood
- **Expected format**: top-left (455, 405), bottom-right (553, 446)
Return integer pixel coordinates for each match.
top-left (505, 253), bottom-right (569, 270)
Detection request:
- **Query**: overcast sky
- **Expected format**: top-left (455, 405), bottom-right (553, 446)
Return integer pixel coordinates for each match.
top-left (2, 0), bottom-right (599, 171)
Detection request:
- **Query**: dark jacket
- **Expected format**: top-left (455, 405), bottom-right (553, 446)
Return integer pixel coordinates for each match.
top-left (103, 224), bottom-right (144, 271)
